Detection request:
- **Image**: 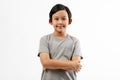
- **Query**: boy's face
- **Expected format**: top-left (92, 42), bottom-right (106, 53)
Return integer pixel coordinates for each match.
top-left (50, 10), bottom-right (72, 33)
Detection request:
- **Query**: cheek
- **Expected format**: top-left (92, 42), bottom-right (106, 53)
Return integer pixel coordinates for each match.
top-left (64, 22), bottom-right (69, 25)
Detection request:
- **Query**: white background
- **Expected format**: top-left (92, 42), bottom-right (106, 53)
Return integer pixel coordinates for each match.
top-left (0, 0), bottom-right (120, 80)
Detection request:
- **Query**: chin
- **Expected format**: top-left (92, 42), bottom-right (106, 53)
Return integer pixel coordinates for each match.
top-left (56, 28), bottom-right (65, 33)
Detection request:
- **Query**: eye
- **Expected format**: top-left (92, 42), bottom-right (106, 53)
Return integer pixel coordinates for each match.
top-left (54, 18), bottom-right (59, 21)
top-left (62, 18), bottom-right (66, 20)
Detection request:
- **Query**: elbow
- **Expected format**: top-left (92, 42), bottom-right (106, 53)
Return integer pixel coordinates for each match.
top-left (41, 60), bottom-right (50, 68)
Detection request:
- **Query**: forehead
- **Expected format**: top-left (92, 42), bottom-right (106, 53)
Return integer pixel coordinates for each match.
top-left (52, 10), bottom-right (68, 17)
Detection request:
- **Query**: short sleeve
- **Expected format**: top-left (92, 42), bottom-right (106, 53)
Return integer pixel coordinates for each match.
top-left (73, 40), bottom-right (83, 59)
top-left (37, 36), bottom-right (49, 57)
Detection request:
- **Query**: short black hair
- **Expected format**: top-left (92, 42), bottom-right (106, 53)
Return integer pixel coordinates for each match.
top-left (49, 4), bottom-right (72, 22)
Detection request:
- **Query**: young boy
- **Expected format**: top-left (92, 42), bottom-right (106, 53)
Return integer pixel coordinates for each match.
top-left (38, 4), bottom-right (83, 80)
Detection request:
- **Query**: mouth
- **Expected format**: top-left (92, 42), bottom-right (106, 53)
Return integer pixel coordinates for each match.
top-left (56, 26), bottom-right (64, 29)
top-left (55, 25), bottom-right (66, 32)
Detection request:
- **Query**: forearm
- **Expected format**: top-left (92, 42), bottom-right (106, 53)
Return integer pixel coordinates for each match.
top-left (42, 59), bottom-right (74, 70)
top-left (40, 53), bottom-right (81, 71)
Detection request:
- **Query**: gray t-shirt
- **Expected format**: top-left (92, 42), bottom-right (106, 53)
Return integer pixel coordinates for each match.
top-left (38, 33), bottom-right (82, 80)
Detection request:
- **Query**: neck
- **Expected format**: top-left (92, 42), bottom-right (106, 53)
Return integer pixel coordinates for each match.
top-left (53, 32), bottom-right (67, 39)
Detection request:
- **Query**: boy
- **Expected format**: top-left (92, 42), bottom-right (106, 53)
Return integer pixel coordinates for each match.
top-left (38, 4), bottom-right (83, 80)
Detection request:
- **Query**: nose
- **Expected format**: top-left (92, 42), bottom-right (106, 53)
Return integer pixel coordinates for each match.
top-left (58, 19), bottom-right (63, 24)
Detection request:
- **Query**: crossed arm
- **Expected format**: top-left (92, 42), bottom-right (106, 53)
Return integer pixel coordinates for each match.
top-left (39, 52), bottom-right (82, 72)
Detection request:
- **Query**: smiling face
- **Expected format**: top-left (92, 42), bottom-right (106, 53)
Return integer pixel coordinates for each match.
top-left (50, 10), bottom-right (72, 34)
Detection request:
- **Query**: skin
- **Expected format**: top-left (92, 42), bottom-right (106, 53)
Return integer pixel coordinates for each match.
top-left (50, 10), bottom-right (72, 38)
top-left (40, 10), bottom-right (82, 72)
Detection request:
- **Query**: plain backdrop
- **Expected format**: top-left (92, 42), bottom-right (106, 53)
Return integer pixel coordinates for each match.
top-left (0, 0), bottom-right (120, 80)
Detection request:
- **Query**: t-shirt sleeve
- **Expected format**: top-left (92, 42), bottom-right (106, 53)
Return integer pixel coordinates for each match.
top-left (37, 36), bottom-right (49, 57)
top-left (73, 40), bottom-right (83, 59)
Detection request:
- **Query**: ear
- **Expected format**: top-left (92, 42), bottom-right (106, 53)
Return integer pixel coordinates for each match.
top-left (49, 19), bottom-right (52, 25)
top-left (69, 19), bottom-right (72, 24)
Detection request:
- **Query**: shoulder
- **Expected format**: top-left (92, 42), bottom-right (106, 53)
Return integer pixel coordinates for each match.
top-left (68, 34), bottom-right (79, 42)
top-left (40, 33), bottom-right (53, 40)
